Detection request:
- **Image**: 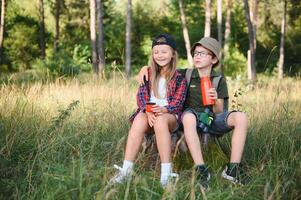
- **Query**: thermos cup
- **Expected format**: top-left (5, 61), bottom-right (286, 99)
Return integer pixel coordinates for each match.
top-left (201, 76), bottom-right (215, 106)
top-left (146, 102), bottom-right (156, 112)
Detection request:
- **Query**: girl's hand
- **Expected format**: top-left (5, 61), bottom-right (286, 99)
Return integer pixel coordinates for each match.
top-left (146, 111), bottom-right (156, 127)
top-left (208, 88), bottom-right (218, 101)
top-left (151, 105), bottom-right (168, 116)
top-left (136, 66), bottom-right (149, 85)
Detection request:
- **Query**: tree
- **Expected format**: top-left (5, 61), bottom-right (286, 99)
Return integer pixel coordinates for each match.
top-left (251, 0), bottom-right (257, 51)
top-left (178, 0), bottom-right (193, 67)
top-left (97, 0), bottom-right (105, 78)
top-left (278, 0), bottom-right (287, 79)
top-left (90, 0), bottom-right (98, 75)
top-left (243, 0), bottom-right (256, 81)
top-left (38, 0), bottom-right (46, 60)
top-left (125, 0), bottom-right (132, 78)
top-left (0, 0), bottom-right (6, 63)
top-left (204, 0), bottom-right (211, 37)
top-left (216, 0), bottom-right (222, 70)
top-left (54, 0), bottom-right (61, 52)
top-left (217, 0), bottom-right (222, 45)
top-left (223, 0), bottom-right (232, 55)
top-left (4, 18), bottom-right (40, 70)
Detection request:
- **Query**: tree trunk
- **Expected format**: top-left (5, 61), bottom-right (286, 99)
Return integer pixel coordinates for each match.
top-left (216, 0), bottom-right (222, 71)
top-left (0, 0), bottom-right (6, 63)
top-left (38, 0), bottom-right (46, 60)
top-left (251, 0), bottom-right (257, 50)
top-left (97, 0), bottom-right (105, 78)
top-left (54, 0), bottom-right (61, 52)
top-left (204, 0), bottom-right (211, 37)
top-left (125, 0), bottom-right (132, 79)
top-left (217, 0), bottom-right (222, 46)
top-left (90, 0), bottom-right (98, 76)
top-left (243, 0), bottom-right (256, 81)
top-left (278, 0), bottom-right (287, 79)
top-left (178, 0), bottom-right (193, 67)
top-left (224, 0), bottom-right (232, 56)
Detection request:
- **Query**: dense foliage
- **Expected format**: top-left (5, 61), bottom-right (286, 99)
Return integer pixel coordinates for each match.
top-left (0, 0), bottom-right (300, 76)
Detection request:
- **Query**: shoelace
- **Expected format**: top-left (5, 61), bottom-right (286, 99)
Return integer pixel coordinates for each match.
top-left (109, 165), bottom-right (130, 184)
top-left (113, 164), bottom-right (132, 178)
top-left (170, 172), bottom-right (179, 178)
top-left (113, 164), bottom-right (122, 171)
top-left (169, 172), bottom-right (179, 183)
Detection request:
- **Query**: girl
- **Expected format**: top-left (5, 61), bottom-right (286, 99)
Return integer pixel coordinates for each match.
top-left (110, 34), bottom-right (187, 186)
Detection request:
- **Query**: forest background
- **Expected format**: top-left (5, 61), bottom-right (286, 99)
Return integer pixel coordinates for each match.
top-left (0, 0), bottom-right (300, 199)
top-left (0, 0), bottom-right (300, 79)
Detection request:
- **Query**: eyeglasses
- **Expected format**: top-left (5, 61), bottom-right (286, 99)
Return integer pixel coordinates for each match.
top-left (193, 51), bottom-right (212, 57)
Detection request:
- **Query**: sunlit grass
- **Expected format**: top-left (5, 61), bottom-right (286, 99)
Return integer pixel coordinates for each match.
top-left (0, 73), bottom-right (300, 199)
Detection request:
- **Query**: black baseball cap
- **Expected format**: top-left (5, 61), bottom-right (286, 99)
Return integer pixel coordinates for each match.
top-left (152, 33), bottom-right (176, 50)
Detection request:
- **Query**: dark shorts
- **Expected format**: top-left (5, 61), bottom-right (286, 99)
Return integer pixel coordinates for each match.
top-left (181, 108), bottom-right (236, 136)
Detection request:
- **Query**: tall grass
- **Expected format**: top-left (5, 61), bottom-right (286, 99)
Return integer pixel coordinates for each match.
top-left (0, 74), bottom-right (300, 199)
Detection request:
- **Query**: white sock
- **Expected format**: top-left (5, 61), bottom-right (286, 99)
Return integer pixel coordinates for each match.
top-left (122, 160), bottom-right (133, 174)
top-left (160, 163), bottom-right (172, 185)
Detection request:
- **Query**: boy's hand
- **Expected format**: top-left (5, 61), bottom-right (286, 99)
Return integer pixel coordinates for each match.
top-left (146, 111), bottom-right (156, 127)
top-left (209, 88), bottom-right (224, 113)
top-left (137, 66), bottom-right (149, 85)
top-left (208, 88), bottom-right (218, 101)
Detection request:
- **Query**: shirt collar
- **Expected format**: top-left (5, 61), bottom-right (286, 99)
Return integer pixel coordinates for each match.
top-left (191, 68), bottom-right (219, 78)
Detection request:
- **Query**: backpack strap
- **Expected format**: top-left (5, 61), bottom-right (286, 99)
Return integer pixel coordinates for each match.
top-left (212, 74), bottom-right (222, 90)
top-left (185, 68), bottom-right (193, 85)
top-left (212, 74), bottom-right (228, 112)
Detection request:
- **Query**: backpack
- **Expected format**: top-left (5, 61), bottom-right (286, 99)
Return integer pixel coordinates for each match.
top-left (185, 68), bottom-right (229, 112)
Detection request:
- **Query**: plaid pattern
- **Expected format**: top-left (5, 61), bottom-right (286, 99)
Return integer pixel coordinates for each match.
top-left (129, 69), bottom-right (187, 122)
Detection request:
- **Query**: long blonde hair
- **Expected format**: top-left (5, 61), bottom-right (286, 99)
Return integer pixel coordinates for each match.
top-left (149, 48), bottom-right (178, 98)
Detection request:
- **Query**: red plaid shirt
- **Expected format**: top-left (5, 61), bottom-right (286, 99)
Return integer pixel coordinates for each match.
top-left (129, 69), bottom-right (187, 122)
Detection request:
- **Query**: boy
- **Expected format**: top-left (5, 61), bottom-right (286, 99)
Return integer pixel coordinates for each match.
top-left (181, 37), bottom-right (249, 188)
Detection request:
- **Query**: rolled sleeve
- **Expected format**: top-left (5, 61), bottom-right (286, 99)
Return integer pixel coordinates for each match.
top-left (165, 73), bottom-right (187, 114)
top-left (136, 84), bottom-right (149, 111)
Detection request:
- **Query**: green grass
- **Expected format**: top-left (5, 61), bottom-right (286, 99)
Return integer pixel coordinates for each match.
top-left (0, 73), bottom-right (300, 199)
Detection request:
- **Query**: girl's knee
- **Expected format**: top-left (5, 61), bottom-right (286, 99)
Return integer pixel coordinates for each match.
top-left (153, 115), bottom-right (171, 131)
top-left (133, 113), bottom-right (148, 124)
top-left (130, 113), bottom-right (149, 133)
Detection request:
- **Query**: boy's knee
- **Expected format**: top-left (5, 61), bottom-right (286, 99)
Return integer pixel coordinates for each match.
top-left (182, 112), bottom-right (196, 124)
top-left (229, 111), bottom-right (248, 127)
top-left (236, 112), bottom-right (248, 124)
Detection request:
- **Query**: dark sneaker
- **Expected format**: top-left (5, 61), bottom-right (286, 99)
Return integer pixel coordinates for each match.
top-left (221, 163), bottom-right (251, 185)
top-left (195, 165), bottom-right (211, 189)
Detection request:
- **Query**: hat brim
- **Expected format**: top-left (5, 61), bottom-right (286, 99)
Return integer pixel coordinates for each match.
top-left (190, 41), bottom-right (220, 61)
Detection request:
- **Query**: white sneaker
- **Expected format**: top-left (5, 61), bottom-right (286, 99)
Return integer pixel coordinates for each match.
top-left (160, 172), bottom-right (179, 187)
top-left (109, 165), bottom-right (132, 184)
